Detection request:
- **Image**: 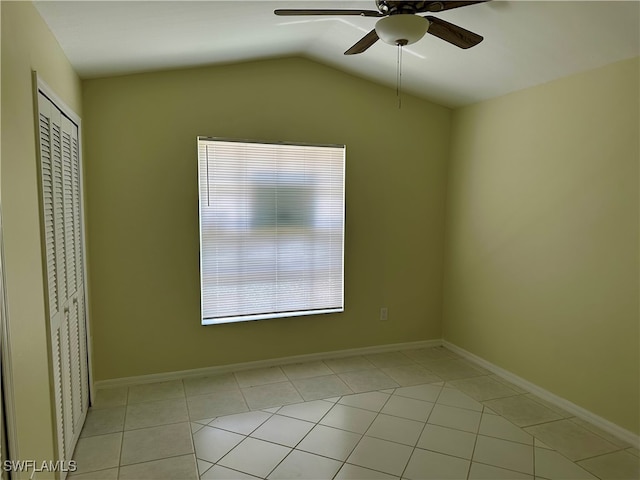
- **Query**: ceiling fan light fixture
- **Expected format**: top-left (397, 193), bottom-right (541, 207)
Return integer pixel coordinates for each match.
top-left (375, 14), bottom-right (430, 46)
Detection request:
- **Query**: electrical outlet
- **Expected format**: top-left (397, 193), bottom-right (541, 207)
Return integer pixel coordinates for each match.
top-left (380, 307), bottom-right (388, 321)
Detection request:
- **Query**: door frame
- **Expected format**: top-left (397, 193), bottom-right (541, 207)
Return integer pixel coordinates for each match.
top-left (0, 205), bottom-right (18, 478)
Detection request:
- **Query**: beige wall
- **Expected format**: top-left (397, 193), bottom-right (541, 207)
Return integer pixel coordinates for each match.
top-left (82, 58), bottom-right (451, 381)
top-left (1, 0), bottom-right (83, 472)
top-left (443, 57), bottom-right (639, 435)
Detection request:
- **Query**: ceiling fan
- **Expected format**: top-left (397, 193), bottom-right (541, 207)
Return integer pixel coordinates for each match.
top-left (274, 1), bottom-right (487, 55)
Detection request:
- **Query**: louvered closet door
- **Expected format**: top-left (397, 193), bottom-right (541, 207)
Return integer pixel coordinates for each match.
top-left (37, 92), bottom-right (88, 474)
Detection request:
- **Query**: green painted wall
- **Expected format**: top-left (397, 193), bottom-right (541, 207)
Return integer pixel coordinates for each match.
top-left (82, 58), bottom-right (451, 381)
top-left (1, 0), bottom-right (82, 473)
top-left (443, 57), bottom-right (639, 435)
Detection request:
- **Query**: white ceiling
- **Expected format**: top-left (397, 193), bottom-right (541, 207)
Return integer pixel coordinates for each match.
top-left (34, 0), bottom-right (640, 107)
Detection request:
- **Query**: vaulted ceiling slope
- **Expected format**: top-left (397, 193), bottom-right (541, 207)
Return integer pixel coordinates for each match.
top-left (34, 1), bottom-right (640, 107)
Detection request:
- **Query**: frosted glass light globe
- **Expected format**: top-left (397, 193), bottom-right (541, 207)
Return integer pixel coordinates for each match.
top-left (375, 14), bottom-right (430, 46)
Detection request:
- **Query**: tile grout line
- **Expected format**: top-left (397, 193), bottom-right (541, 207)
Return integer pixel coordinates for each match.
top-left (532, 431), bottom-right (537, 479)
top-left (308, 396), bottom-right (365, 472)
top-left (260, 402), bottom-right (339, 480)
top-left (351, 385), bottom-right (403, 476)
top-left (209, 401), bottom-right (321, 478)
top-left (116, 385), bottom-right (130, 472)
top-left (120, 452), bottom-right (196, 471)
top-left (200, 384), bottom-right (550, 476)
top-left (470, 458), bottom-right (541, 478)
top-left (305, 395), bottom-right (366, 476)
top-left (466, 397), bottom-right (484, 479)
top-left (208, 432), bottom-right (256, 478)
top-left (231, 373), bottom-right (252, 414)
top-left (464, 413), bottom-right (481, 480)
top-left (180, 379), bottom-right (199, 477)
top-left (286, 364), bottom-right (353, 403)
top-left (575, 447), bottom-right (635, 463)
top-left (399, 381), bottom-right (446, 479)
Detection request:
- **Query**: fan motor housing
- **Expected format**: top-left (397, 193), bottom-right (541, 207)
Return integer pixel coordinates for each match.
top-left (376, 1), bottom-right (444, 15)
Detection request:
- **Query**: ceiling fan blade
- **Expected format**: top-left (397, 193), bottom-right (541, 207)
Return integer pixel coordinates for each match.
top-left (425, 16), bottom-right (483, 49)
top-left (274, 9), bottom-right (383, 17)
top-left (344, 29), bottom-right (380, 55)
top-left (421, 1), bottom-right (489, 13)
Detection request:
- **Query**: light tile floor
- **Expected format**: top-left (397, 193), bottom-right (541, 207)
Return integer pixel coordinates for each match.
top-left (70, 347), bottom-right (640, 479)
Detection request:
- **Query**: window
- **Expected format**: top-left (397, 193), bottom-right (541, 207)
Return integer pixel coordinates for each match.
top-left (197, 138), bottom-right (345, 325)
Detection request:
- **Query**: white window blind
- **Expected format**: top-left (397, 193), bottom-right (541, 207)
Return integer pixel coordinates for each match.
top-left (198, 138), bottom-right (345, 325)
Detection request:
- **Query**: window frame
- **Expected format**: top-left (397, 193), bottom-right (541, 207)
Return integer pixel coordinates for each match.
top-left (197, 137), bottom-right (346, 326)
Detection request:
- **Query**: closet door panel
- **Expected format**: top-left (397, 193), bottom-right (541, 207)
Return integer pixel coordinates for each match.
top-left (51, 105), bottom-right (67, 309)
top-left (62, 116), bottom-right (77, 297)
top-left (37, 91), bottom-right (89, 473)
top-left (60, 306), bottom-right (73, 457)
top-left (71, 125), bottom-right (89, 414)
top-left (51, 327), bottom-right (66, 463)
top-left (38, 99), bottom-right (58, 318)
top-left (61, 116), bottom-right (83, 438)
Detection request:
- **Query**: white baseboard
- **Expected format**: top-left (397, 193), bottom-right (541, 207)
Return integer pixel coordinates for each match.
top-left (95, 338), bottom-right (443, 388)
top-left (443, 340), bottom-right (640, 449)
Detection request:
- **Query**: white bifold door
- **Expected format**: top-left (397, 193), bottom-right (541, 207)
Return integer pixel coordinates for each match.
top-left (37, 90), bottom-right (89, 475)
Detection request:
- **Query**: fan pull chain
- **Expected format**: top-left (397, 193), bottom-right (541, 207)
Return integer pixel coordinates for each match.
top-left (396, 43), bottom-right (404, 109)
